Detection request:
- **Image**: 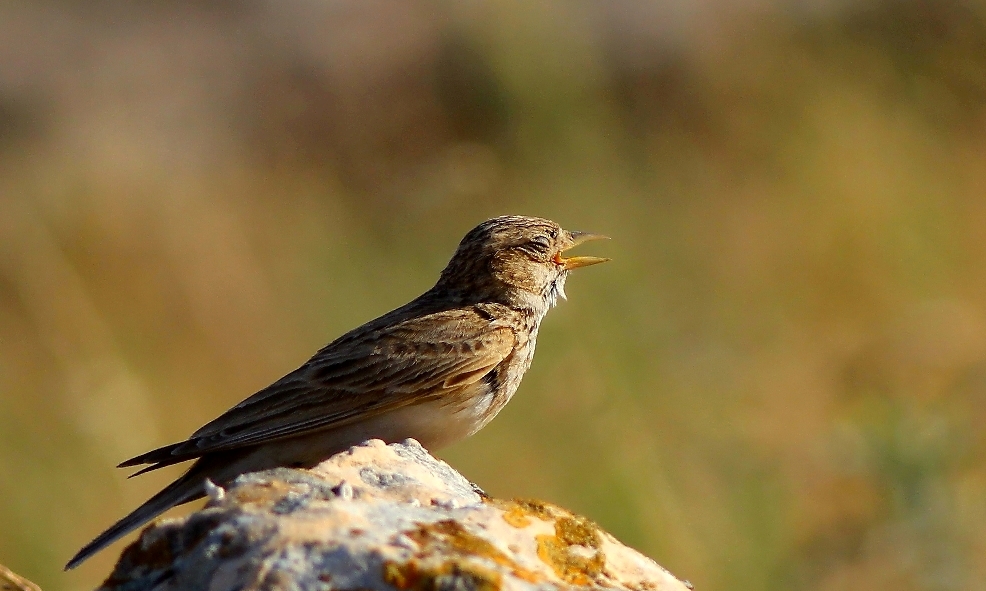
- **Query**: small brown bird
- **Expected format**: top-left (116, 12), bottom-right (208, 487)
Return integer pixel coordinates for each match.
top-left (66, 215), bottom-right (608, 569)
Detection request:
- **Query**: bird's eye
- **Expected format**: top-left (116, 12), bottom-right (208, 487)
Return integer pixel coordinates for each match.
top-left (520, 235), bottom-right (552, 259)
top-left (530, 235), bottom-right (551, 252)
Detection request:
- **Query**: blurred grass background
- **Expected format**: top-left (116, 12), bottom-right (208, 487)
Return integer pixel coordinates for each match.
top-left (2, 1), bottom-right (986, 590)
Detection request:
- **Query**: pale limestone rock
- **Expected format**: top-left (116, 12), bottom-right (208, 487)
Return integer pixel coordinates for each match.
top-left (100, 439), bottom-right (692, 591)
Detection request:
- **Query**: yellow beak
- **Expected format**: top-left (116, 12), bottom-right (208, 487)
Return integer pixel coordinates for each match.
top-left (555, 231), bottom-right (611, 270)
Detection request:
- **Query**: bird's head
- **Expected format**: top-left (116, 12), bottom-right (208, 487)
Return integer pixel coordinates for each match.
top-left (437, 216), bottom-right (609, 310)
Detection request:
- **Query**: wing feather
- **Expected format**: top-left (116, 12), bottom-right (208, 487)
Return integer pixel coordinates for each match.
top-left (120, 308), bottom-right (514, 469)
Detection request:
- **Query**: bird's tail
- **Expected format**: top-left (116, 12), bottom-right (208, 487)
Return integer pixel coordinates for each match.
top-left (65, 468), bottom-right (207, 570)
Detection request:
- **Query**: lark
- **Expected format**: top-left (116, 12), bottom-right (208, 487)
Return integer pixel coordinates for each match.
top-left (67, 215), bottom-right (608, 569)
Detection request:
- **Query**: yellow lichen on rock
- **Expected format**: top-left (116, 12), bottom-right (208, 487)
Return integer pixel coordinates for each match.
top-left (494, 498), bottom-right (563, 529)
top-left (500, 506), bottom-right (531, 528)
top-left (491, 498), bottom-right (609, 585)
top-left (407, 520), bottom-right (506, 562)
top-left (398, 520), bottom-right (542, 584)
top-left (383, 559), bottom-right (502, 591)
top-left (535, 515), bottom-right (606, 586)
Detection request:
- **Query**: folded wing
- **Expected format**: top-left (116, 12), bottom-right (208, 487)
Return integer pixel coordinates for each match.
top-left (120, 308), bottom-right (515, 472)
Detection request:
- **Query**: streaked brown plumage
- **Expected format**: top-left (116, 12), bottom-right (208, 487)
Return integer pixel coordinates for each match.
top-left (66, 215), bottom-right (608, 569)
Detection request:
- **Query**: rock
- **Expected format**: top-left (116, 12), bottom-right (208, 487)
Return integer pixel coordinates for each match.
top-left (99, 439), bottom-right (692, 591)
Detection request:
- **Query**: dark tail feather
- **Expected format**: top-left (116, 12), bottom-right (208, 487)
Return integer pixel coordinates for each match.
top-left (127, 462), bottom-right (174, 479)
top-left (118, 441), bottom-right (185, 468)
top-left (65, 469), bottom-right (206, 570)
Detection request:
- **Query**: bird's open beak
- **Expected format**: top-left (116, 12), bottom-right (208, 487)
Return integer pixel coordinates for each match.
top-left (554, 231), bottom-right (611, 270)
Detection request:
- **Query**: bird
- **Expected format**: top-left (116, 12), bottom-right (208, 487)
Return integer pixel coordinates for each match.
top-left (66, 215), bottom-right (609, 569)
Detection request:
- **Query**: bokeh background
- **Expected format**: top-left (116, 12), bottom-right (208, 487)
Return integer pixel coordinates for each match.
top-left (2, 1), bottom-right (986, 590)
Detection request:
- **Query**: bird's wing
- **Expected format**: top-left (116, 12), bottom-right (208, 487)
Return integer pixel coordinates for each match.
top-left (120, 308), bottom-right (515, 469)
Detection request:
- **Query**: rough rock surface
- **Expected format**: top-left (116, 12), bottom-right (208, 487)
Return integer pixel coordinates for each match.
top-left (99, 439), bottom-right (691, 591)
